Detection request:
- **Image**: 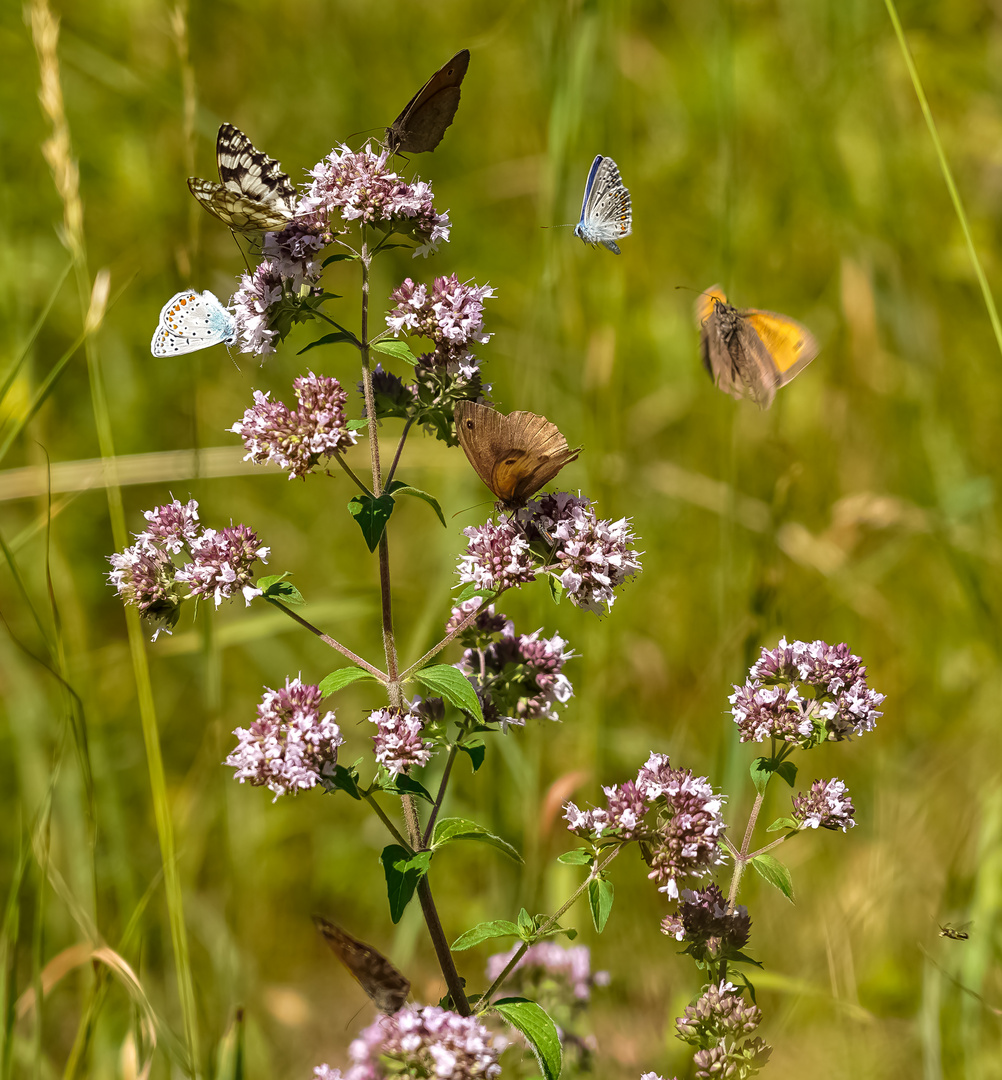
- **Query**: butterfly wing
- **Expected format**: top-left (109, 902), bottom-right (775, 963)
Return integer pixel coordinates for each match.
top-left (314, 916), bottom-right (410, 1014)
top-left (151, 290), bottom-right (237, 356)
top-left (741, 308), bottom-right (819, 387)
top-left (697, 286), bottom-right (760, 403)
top-left (574, 156), bottom-right (631, 254)
top-left (454, 401), bottom-right (580, 509)
top-left (386, 50), bottom-right (470, 154)
top-left (187, 124), bottom-right (295, 232)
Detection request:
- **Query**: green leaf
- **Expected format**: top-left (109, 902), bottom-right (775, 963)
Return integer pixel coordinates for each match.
top-left (385, 483), bottom-right (446, 527)
top-left (347, 418), bottom-right (369, 431)
top-left (547, 574), bottom-right (565, 605)
top-left (492, 999), bottom-right (562, 1080)
top-left (454, 583), bottom-right (495, 605)
top-left (451, 920), bottom-right (521, 951)
top-left (327, 764), bottom-right (362, 800)
top-left (371, 339), bottom-right (419, 364)
top-left (322, 253), bottom-right (356, 266)
top-left (319, 667), bottom-right (380, 695)
top-left (380, 773), bottom-right (434, 803)
top-left (751, 853), bottom-right (795, 902)
top-left (517, 908), bottom-right (535, 936)
top-left (298, 330), bottom-right (360, 354)
top-left (588, 877), bottom-right (614, 933)
top-left (347, 493), bottom-right (395, 551)
top-left (257, 574), bottom-right (304, 605)
top-left (765, 816), bottom-right (799, 833)
top-left (431, 818), bottom-right (521, 861)
top-left (411, 665), bottom-right (483, 722)
top-left (457, 742), bottom-right (486, 772)
top-left (775, 760), bottom-right (798, 787)
top-left (380, 845), bottom-right (432, 923)
top-left (557, 849), bottom-right (593, 866)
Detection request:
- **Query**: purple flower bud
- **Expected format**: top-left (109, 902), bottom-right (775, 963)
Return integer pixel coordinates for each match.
top-left (369, 707), bottom-right (434, 777)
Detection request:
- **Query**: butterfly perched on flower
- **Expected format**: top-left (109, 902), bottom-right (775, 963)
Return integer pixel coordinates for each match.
top-left (313, 916), bottom-right (410, 1014)
top-left (695, 285), bottom-right (819, 410)
top-left (150, 289), bottom-right (237, 356)
top-left (386, 49), bottom-right (470, 155)
top-left (454, 401), bottom-right (581, 510)
top-left (573, 155), bottom-right (632, 254)
top-left (187, 123), bottom-right (296, 232)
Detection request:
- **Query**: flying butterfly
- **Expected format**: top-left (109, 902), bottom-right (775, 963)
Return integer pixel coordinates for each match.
top-left (695, 284), bottom-right (819, 410)
top-left (386, 49), bottom-right (470, 155)
top-left (454, 401), bottom-right (581, 510)
top-left (573, 155), bottom-right (632, 254)
top-left (150, 289), bottom-right (237, 356)
top-left (187, 122), bottom-right (296, 232)
top-left (313, 916), bottom-right (410, 1014)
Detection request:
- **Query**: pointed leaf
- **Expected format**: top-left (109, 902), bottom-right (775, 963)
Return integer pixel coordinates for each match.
top-left (322, 253), bottom-right (356, 266)
top-left (751, 853), bottom-right (795, 902)
top-left (380, 773), bottom-right (434, 803)
top-left (557, 849), bottom-right (593, 867)
top-left (299, 330), bottom-right (359, 354)
top-left (431, 818), bottom-right (521, 861)
top-left (347, 493), bottom-right (395, 551)
top-left (775, 760), bottom-right (798, 787)
top-left (492, 999), bottom-right (562, 1080)
top-left (547, 574), bottom-right (565, 604)
top-left (371, 339), bottom-right (419, 364)
top-left (451, 920), bottom-right (521, 951)
top-left (385, 483), bottom-right (446, 527)
top-left (381, 845), bottom-right (432, 923)
top-left (327, 764), bottom-right (362, 800)
top-left (588, 877), bottom-right (614, 933)
top-left (411, 665), bottom-right (483, 722)
top-left (457, 742), bottom-right (486, 772)
top-left (517, 908), bottom-right (535, 936)
top-left (455, 583), bottom-right (496, 604)
top-left (765, 816), bottom-right (799, 834)
top-left (257, 574), bottom-right (304, 605)
top-left (319, 667), bottom-right (380, 695)
top-left (347, 419), bottom-right (369, 431)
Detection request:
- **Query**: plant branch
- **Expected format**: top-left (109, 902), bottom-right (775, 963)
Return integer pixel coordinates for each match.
top-left (422, 743), bottom-right (460, 848)
top-left (417, 876), bottom-right (471, 1016)
top-left (263, 597), bottom-right (386, 679)
top-left (398, 593), bottom-right (505, 681)
top-left (384, 418), bottom-right (415, 490)
top-left (364, 793), bottom-right (413, 850)
top-left (333, 452), bottom-right (372, 495)
top-left (726, 791), bottom-right (766, 911)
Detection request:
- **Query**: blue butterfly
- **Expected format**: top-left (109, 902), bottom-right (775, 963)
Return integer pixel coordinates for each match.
top-left (151, 289), bottom-right (237, 356)
top-left (574, 155), bottom-right (632, 254)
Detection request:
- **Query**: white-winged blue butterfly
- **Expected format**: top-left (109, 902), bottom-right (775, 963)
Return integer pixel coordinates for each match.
top-left (573, 155), bottom-right (631, 254)
top-left (151, 289), bottom-right (237, 356)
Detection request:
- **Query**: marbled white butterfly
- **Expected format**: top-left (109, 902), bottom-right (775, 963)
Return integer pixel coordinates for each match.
top-left (187, 123), bottom-right (296, 233)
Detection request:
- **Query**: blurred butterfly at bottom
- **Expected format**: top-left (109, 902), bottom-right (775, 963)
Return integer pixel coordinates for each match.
top-left (695, 284), bottom-right (819, 410)
top-left (572, 155), bottom-right (632, 254)
top-left (313, 916), bottom-right (410, 1014)
top-left (150, 290), bottom-right (237, 357)
top-left (454, 401), bottom-right (581, 510)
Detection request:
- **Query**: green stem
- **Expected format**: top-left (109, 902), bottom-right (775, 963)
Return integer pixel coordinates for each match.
top-left (422, 743), bottom-right (460, 847)
top-left (885, 0), bottom-right (1002, 359)
top-left (726, 791), bottom-right (765, 911)
top-left (264, 598), bottom-right (386, 678)
top-left (398, 592), bottom-right (506, 681)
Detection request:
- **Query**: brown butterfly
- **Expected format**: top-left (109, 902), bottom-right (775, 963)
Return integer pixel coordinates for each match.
top-left (386, 49), bottom-right (471, 154)
top-left (314, 915), bottom-right (410, 1014)
top-left (695, 284), bottom-right (819, 410)
top-left (454, 401), bottom-right (581, 510)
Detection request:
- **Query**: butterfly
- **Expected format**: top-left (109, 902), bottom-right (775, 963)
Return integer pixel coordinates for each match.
top-left (573, 155), bottom-right (632, 254)
top-left (187, 123), bottom-right (296, 232)
top-left (938, 922), bottom-right (971, 941)
top-left (696, 284), bottom-right (820, 410)
top-left (454, 401), bottom-right (581, 510)
top-left (314, 916), bottom-right (410, 1014)
top-left (386, 49), bottom-right (471, 154)
top-left (150, 289), bottom-right (237, 356)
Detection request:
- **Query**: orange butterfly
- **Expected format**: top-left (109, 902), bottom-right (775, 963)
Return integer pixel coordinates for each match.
top-left (696, 285), bottom-right (819, 409)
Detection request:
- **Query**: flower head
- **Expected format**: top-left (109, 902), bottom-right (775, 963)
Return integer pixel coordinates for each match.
top-left (231, 258), bottom-right (285, 355)
top-left (457, 518), bottom-right (537, 592)
top-left (523, 493), bottom-right (642, 613)
top-left (675, 982), bottom-right (772, 1079)
top-left (175, 524), bottom-right (270, 608)
top-left (370, 707), bottom-right (435, 777)
top-left (231, 373), bottom-right (357, 480)
top-left (791, 778), bottom-right (856, 831)
top-left (225, 677), bottom-right (343, 799)
top-left (387, 275), bottom-right (494, 366)
top-left (299, 145), bottom-right (450, 254)
top-left (486, 941), bottom-right (608, 1005)
top-left (662, 883), bottom-right (751, 961)
top-left (346, 1005), bottom-right (504, 1080)
top-left (564, 780), bottom-right (648, 840)
top-left (729, 638), bottom-right (885, 748)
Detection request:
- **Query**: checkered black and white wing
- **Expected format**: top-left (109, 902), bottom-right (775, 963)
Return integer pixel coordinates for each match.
top-left (151, 290), bottom-right (237, 356)
top-left (187, 123), bottom-right (295, 232)
top-left (574, 155), bottom-right (632, 254)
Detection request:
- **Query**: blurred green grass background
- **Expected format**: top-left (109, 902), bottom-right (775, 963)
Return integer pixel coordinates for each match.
top-left (2, 0), bottom-right (1002, 1076)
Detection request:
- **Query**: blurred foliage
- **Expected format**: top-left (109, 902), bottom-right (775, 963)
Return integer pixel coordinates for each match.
top-left (2, 0), bottom-right (1002, 1077)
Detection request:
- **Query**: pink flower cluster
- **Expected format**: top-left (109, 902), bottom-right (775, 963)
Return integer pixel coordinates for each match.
top-left (386, 274), bottom-right (493, 369)
top-left (346, 1005), bottom-right (504, 1080)
top-left (369, 706), bottom-right (435, 777)
top-left (225, 677), bottom-right (343, 799)
top-left (485, 941), bottom-right (609, 1003)
top-left (792, 778), bottom-right (855, 831)
top-left (230, 372), bottom-right (357, 479)
top-left (107, 498), bottom-right (269, 639)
